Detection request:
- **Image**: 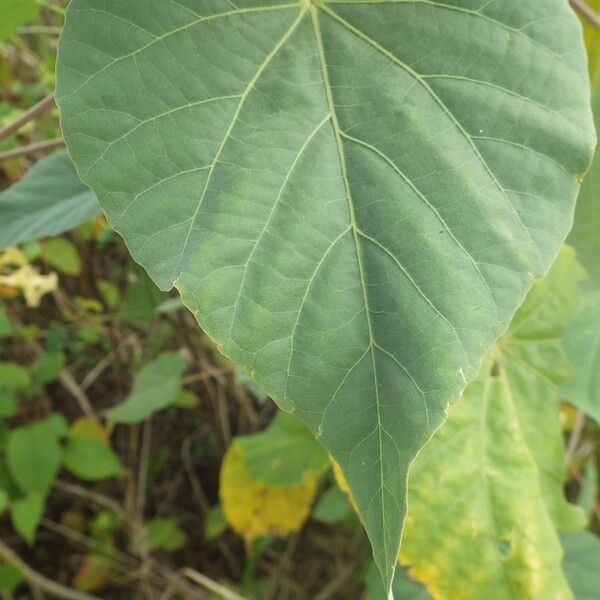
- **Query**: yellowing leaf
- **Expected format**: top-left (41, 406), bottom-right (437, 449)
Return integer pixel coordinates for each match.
top-left (69, 417), bottom-right (109, 444)
top-left (220, 442), bottom-right (318, 543)
top-left (400, 248), bottom-right (586, 600)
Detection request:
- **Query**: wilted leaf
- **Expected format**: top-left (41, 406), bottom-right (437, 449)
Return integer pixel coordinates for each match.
top-left (56, 0), bottom-right (594, 586)
top-left (0, 151), bottom-right (100, 249)
top-left (401, 248), bottom-right (586, 600)
top-left (73, 553), bottom-right (119, 593)
top-left (220, 441), bottom-right (318, 543)
top-left (107, 353), bottom-right (187, 424)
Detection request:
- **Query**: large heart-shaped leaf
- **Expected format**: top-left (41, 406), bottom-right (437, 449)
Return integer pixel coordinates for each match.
top-left (55, 0), bottom-right (594, 588)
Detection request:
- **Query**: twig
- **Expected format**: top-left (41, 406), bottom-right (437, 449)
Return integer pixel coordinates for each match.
top-left (0, 138), bottom-right (64, 162)
top-left (181, 568), bottom-right (248, 600)
top-left (571, 0), bottom-right (600, 27)
top-left (0, 93), bottom-right (55, 142)
top-left (566, 409), bottom-right (586, 463)
top-left (57, 368), bottom-right (98, 422)
top-left (0, 538), bottom-right (101, 600)
top-left (181, 427), bottom-right (211, 514)
top-left (16, 26), bottom-right (62, 35)
top-left (53, 480), bottom-right (124, 518)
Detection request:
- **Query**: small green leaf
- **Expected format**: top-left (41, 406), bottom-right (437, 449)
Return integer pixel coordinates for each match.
top-left (10, 492), bottom-right (45, 545)
top-left (7, 419), bottom-right (62, 494)
top-left (237, 413), bottom-right (328, 487)
top-left (0, 151), bottom-right (100, 249)
top-left (0, 363), bottom-right (30, 392)
top-left (143, 518), bottom-right (186, 553)
top-left (120, 273), bottom-right (168, 325)
top-left (171, 389), bottom-right (198, 409)
top-left (312, 486), bottom-right (352, 525)
top-left (0, 490), bottom-right (8, 514)
top-left (0, 562), bottom-right (24, 593)
top-left (62, 437), bottom-right (124, 481)
top-left (107, 353), bottom-right (187, 424)
top-left (41, 238), bottom-right (81, 276)
top-left (32, 352), bottom-right (65, 386)
top-left (561, 531), bottom-right (600, 600)
top-left (203, 506), bottom-right (228, 540)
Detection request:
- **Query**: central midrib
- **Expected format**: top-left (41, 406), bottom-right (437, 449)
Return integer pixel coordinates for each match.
top-left (309, 4), bottom-right (393, 581)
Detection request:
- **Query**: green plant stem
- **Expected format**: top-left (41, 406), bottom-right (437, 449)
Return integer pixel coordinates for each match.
top-left (570, 0), bottom-right (600, 27)
top-left (0, 538), bottom-right (101, 600)
top-left (0, 93), bottom-right (55, 143)
top-left (0, 138), bottom-right (64, 162)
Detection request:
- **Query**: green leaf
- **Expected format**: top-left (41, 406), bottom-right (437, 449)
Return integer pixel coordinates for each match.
top-left (0, 151), bottom-right (100, 249)
top-left (237, 412), bottom-right (328, 487)
top-left (32, 352), bottom-right (65, 386)
top-left (10, 492), bottom-right (45, 545)
top-left (55, 1), bottom-right (594, 587)
top-left (0, 362), bottom-right (30, 391)
top-left (577, 459), bottom-right (598, 520)
top-left (0, 490), bottom-right (7, 514)
top-left (312, 485), bottom-right (352, 525)
top-left (6, 419), bottom-right (62, 494)
top-left (365, 561), bottom-right (430, 600)
top-left (0, 0), bottom-right (39, 41)
top-left (62, 437), bottom-right (124, 481)
top-left (0, 394), bottom-right (17, 418)
top-left (0, 307), bottom-right (14, 338)
top-left (400, 247), bottom-right (587, 599)
top-left (107, 353), bottom-right (187, 424)
top-left (569, 70), bottom-right (600, 290)
top-left (120, 272), bottom-right (168, 324)
top-left (0, 563), bottom-right (24, 592)
top-left (0, 562), bottom-right (24, 593)
top-left (41, 238), bottom-right (81, 276)
top-left (561, 531), bottom-right (600, 600)
top-left (142, 518), bottom-right (186, 553)
top-left (204, 506), bottom-right (228, 540)
top-left (561, 293), bottom-right (600, 424)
